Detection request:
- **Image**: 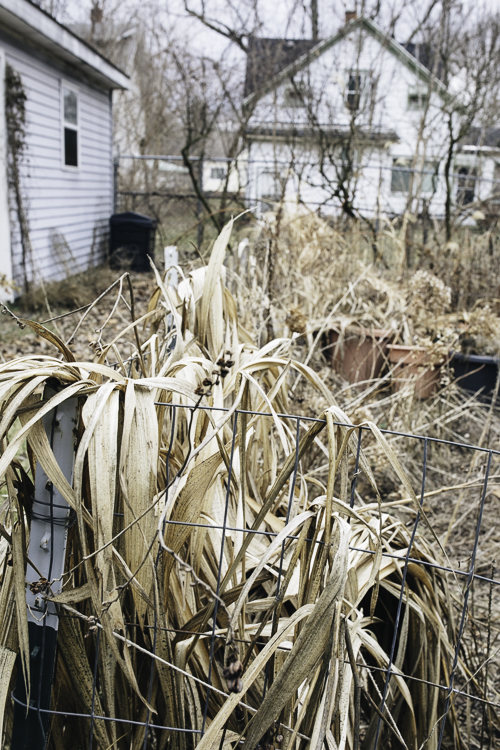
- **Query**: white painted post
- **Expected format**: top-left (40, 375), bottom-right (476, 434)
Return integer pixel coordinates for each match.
top-left (0, 49), bottom-right (13, 302)
top-left (164, 246), bottom-right (178, 352)
top-left (164, 245), bottom-right (178, 289)
top-left (11, 393), bottom-right (79, 749)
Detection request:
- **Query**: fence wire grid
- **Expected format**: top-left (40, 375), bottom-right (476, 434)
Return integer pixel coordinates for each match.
top-left (9, 400), bottom-right (500, 750)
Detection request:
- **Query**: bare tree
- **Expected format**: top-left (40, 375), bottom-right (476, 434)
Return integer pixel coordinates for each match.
top-left (76, 0), bottom-right (500, 263)
top-left (432, 5), bottom-right (500, 239)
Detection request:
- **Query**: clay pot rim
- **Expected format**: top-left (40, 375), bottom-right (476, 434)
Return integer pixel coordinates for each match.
top-left (331, 326), bottom-right (394, 339)
top-left (387, 344), bottom-right (428, 353)
top-left (387, 344), bottom-right (445, 366)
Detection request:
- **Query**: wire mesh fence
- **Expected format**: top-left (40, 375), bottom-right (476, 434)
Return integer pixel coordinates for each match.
top-left (8, 397), bottom-right (500, 750)
top-left (112, 153), bottom-right (500, 306)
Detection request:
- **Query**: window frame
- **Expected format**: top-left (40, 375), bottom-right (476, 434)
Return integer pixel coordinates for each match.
top-left (390, 158), bottom-right (438, 195)
top-left (421, 161), bottom-right (439, 194)
top-left (390, 158), bottom-right (412, 194)
top-left (284, 83), bottom-right (308, 109)
top-left (345, 70), bottom-right (369, 112)
top-left (407, 85), bottom-right (430, 112)
top-left (258, 168), bottom-right (286, 212)
top-left (210, 167), bottom-right (226, 180)
top-left (61, 81), bottom-right (80, 171)
top-left (455, 164), bottom-right (477, 206)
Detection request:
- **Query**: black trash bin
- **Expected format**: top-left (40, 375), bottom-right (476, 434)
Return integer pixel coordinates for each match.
top-left (450, 351), bottom-right (500, 401)
top-left (109, 211), bottom-right (156, 272)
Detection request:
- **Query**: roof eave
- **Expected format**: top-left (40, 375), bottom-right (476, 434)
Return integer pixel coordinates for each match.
top-left (459, 144), bottom-right (500, 155)
top-left (0, 0), bottom-right (129, 90)
top-left (246, 123), bottom-right (399, 143)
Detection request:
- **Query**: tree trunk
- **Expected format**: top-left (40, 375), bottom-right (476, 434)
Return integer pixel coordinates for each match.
top-left (444, 117), bottom-right (455, 242)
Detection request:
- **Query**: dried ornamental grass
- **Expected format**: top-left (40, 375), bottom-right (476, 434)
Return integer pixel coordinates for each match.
top-left (0, 221), bottom-right (474, 750)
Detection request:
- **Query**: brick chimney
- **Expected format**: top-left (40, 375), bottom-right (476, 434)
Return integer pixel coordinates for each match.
top-left (345, 11), bottom-right (357, 23)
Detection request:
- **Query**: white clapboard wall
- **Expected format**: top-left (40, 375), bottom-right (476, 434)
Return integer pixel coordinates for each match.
top-left (1, 35), bottom-right (114, 285)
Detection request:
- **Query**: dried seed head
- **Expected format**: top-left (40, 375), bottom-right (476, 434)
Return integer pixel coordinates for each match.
top-left (29, 577), bottom-right (49, 594)
top-left (224, 653), bottom-right (243, 691)
top-left (223, 659), bottom-right (243, 678)
top-left (85, 614), bottom-right (99, 637)
top-left (225, 677), bottom-right (243, 693)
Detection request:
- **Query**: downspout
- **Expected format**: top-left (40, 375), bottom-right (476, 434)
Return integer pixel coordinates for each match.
top-left (0, 48), bottom-right (13, 302)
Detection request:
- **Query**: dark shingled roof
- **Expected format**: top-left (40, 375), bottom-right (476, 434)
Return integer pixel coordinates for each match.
top-left (404, 42), bottom-right (443, 78)
top-left (244, 37), bottom-right (318, 98)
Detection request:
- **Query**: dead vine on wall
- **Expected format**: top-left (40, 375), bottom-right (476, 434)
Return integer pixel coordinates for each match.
top-left (5, 63), bottom-right (30, 292)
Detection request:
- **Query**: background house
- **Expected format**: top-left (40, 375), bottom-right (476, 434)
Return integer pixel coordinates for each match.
top-left (0, 0), bottom-right (129, 299)
top-left (243, 16), bottom-right (499, 220)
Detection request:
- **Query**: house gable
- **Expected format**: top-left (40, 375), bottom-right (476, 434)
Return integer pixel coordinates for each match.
top-left (244, 16), bottom-right (456, 164)
top-left (244, 18), bottom-right (461, 221)
top-left (243, 17), bottom-right (450, 110)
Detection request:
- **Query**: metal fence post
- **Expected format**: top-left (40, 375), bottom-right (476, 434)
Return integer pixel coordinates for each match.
top-left (11, 392), bottom-right (79, 749)
top-left (113, 155), bottom-right (119, 214)
top-left (197, 156), bottom-right (204, 248)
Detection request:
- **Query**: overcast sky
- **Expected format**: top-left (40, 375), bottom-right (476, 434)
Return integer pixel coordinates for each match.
top-left (63, 0), bottom-right (500, 60)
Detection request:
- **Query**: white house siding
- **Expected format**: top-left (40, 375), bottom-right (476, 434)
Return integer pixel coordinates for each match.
top-left (1, 34), bottom-right (113, 285)
top-left (246, 25), bottom-right (459, 218)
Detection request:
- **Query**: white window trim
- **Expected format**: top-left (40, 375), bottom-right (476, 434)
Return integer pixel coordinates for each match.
top-left (390, 157), bottom-right (438, 196)
top-left (344, 69), bottom-right (370, 111)
top-left (210, 167), bottom-right (226, 180)
top-left (407, 85), bottom-right (430, 112)
top-left (419, 161), bottom-right (439, 195)
top-left (390, 157), bottom-right (412, 194)
top-left (283, 80), bottom-right (308, 108)
top-left (61, 80), bottom-right (80, 171)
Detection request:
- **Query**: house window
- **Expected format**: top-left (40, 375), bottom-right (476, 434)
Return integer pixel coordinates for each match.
top-left (391, 158), bottom-right (411, 193)
top-left (259, 169), bottom-right (284, 212)
top-left (211, 167), bottom-right (226, 180)
top-left (391, 159), bottom-right (438, 194)
top-left (62, 86), bottom-right (78, 168)
top-left (284, 86), bottom-right (306, 108)
top-left (408, 86), bottom-right (429, 111)
top-left (456, 166), bottom-right (476, 205)
top-left (345, 72), bottom-right (366, 111)
top-left (421, 162), bottom-right (438, 193)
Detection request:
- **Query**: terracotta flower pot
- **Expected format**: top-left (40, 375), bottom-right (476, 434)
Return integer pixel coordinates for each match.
top-left (329, 326), bottom-right (393, 385)
top-left (388, 344), bottom-right (443, 399)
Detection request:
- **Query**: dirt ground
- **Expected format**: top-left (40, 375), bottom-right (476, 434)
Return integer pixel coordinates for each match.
top-left (0, 269), bottom-right (155, 363)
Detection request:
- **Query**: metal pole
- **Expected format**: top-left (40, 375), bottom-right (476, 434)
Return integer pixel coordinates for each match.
top-left (197, 156), bottom-right (204, 249)
top-left (11, 391), bottom-right (79, 749)
top-left (113, 155), bottom-right (119, 214)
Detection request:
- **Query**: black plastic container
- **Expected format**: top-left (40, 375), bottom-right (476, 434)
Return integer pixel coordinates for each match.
top-left (109, 211), bottom-right (156, 272)
top-left (450, 351), bottom-right (500, 400)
